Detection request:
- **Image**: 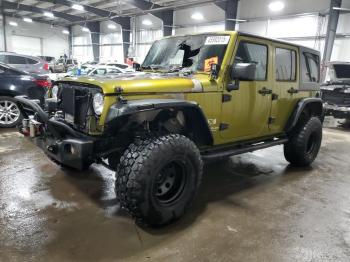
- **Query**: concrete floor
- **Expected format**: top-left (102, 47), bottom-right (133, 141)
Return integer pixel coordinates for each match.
top-left (0, 118), bottom-right (350, 262)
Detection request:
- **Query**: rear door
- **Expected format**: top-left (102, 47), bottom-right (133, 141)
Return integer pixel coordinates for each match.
top-left (269, 44), bottom-right (299, 132)
top-left (220, 36), bottom-right (273, 141)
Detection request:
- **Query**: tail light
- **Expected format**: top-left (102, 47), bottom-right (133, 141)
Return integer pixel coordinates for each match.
top-left (43, 63), bottom-right (49, 71)
top-left (34, 79), bottom-right (52, 88)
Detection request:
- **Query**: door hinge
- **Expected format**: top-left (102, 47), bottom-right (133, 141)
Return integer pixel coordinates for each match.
top-left (222, 94), bottom-right (232, 103)
top-left (268, 117), bottom-right (276, 125)
top-left (272, 93), bottom-right (279, 100)
top-left (219, 123), bottom-right (230, 131)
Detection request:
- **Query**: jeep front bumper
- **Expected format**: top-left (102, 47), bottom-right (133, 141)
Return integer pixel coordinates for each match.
top-left (15, 96), bottom-right (94, 170)
top-left (324, 103), bottom-right (350, 119)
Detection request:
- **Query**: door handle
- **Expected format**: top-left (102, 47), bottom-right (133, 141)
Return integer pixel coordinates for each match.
top-left (258, 87), bottom-right (272, 96)
top-left (287, 87), bottom-right (299, 94)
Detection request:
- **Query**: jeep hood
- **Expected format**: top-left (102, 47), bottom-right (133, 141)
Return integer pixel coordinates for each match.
top-left (60, 72), bottom-right (215, 94)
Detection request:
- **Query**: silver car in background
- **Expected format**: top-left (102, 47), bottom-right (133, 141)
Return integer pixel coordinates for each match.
top-left (0, 52), bottom-right (49, 74)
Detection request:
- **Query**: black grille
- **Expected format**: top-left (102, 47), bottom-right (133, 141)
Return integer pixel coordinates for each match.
top-left (322, 90), bottom-right (350, 106)
top-left (58, 83), bottom-right (98, 130)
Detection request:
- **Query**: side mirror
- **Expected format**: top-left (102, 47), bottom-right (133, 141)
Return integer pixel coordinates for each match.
top-left (133, 63), bottom-right (141, 71)
top-left (231, 63), bottom-right (256, 81)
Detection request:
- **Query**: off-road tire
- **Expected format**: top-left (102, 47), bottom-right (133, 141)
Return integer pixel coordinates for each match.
top-left (0, 96), bottom-right (23, 128)
top-left (284, 117), bottom-right (322, 167)
top-left (115, 134), bottom-right (203, 227)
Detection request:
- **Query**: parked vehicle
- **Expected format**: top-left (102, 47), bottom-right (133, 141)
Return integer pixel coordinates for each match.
top-left (15, 31), bottom-right (323, 227)
top-left (65, 59), bottom-right (78, 71)
top-left (105, 62), bottom-right (135, 72)
top-left (321, 62), bottom-right (350, 120)
top-left (88, 66), bottom-right (124, 76)
top-left (46, 57), bottom-right (66, 73)
top-left (0, 63), bottom-right (51, 128)
top-left (0, 52), bottom-right (49, 74)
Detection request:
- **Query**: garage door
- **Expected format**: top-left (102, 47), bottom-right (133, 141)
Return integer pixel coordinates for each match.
top-left (11, 35), bottom-right (42, 56)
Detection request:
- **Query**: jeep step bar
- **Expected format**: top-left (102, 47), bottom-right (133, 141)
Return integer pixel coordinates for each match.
top-left (201, 137), bottom-right (289, 161)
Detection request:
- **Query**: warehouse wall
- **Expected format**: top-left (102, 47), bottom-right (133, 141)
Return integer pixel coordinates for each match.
top-left (0, 16), bottom-right (69, 58)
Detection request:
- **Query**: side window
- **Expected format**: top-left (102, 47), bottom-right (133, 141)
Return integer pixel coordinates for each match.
top-left (0, 55), bottom-right (7, 63)
top-left (108, 68), bottom-right (121, 74)
top-left (234, 41), bottom-right (268, 81)
top-left (275, 48), bottom-right (296, 81)
top-left (7, 55), bottom-right (27, 64)
top-left (302, 53), bottom-right (320, 83)
top-left (26, 58), bottom-right (38, 64)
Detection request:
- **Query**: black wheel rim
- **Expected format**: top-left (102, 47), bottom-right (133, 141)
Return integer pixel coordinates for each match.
top-left (154, 160), bottom-right (188, 205)
top-left (307, 132), bottom-right (317, 154)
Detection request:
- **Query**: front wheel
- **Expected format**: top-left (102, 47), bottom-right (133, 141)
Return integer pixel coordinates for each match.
top-left (115, 134), bottom-right (203, 227)
top-left (284, 117), bottom-right (322, 167)
top-left (0, 96), bottom-right (22, 128)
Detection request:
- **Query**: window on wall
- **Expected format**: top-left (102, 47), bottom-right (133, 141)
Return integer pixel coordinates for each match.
top-left (72, 36), bottom-right (93, 62)
top-left (100, 32), bottom-right (124, 63)
top-left (234, 41), bottom-right (268, 81)
top-left (275, 48), bottom-right (296, 81)
top-left (302, 52), bottom-right (320, 83)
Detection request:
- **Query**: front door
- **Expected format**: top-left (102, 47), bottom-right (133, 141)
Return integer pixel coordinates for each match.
top-left (220, 37), bottom-right (273, 142)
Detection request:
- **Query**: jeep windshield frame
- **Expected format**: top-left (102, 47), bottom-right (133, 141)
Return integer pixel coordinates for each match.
top-left (142, 34), bottom-right (231, 73)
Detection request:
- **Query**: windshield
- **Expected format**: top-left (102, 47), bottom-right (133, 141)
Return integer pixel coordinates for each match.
top-left (333, 64), bottom-right (350, 79)
top-left (142, 34), bottom-right (230, 72)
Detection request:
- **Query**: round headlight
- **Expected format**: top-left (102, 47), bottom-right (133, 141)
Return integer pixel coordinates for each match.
top-left (93, 93), bottom-right (104, 115)
top-left (51, 85), bottom-right (59, 98)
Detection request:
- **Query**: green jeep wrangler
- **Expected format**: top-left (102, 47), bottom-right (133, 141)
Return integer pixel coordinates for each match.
top-left (15, 31), bottom-right (323, 227)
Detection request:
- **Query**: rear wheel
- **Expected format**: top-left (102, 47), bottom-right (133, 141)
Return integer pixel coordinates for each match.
top-left (284, 116), bottom-right (322, 167)
top-left (0, 96), bottom-right (22, 128)
top-left (115, 134), bottom-right (203, 227)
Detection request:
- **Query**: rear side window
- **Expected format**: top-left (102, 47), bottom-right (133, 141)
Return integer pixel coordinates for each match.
top-left (275, 48), bottom-right (296, 81)
top-left (0, 55), bottom-right (7, 63)
top-left (235, 41), bottom-right (268, 81)
top-left (302, 53), bottom-right (320, 83)
top-left (8, 55), bottom-right (27, 64)
top-left (26, 58), bottom-right (39, 64)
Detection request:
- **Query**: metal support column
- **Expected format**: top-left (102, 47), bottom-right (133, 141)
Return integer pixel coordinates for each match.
top-left (225, 0), bottom-right (239, 30)
top-left (113, 17), bottom-right (131, 62)
top-left (322, 0), bottom-right (342, 78)
top-left (157, 10), bottom-right (174, 36)
top-left (86, 22), bottom-right (100, 62)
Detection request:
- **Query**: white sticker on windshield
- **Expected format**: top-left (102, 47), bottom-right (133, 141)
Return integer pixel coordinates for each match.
top-left (205, 36), bottom-right (230, 45)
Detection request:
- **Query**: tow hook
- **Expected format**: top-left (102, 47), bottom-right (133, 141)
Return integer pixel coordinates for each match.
top-left (22, 117), bottom-right (43, 138)
top-left (47, 144), bottom-right (58, 154)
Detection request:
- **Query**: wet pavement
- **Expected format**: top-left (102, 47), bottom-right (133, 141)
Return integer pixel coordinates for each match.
top-left (1, 117), bottom-right (350, 261)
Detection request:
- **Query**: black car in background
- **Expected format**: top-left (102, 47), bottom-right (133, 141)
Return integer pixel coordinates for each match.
top-left (0, 63), bottom-right (51, 128)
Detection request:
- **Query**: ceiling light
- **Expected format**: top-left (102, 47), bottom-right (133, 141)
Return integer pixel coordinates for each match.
top-left (62, 29), bottom-right (70, 35)
top-left (268, 1), bottom-right (285, 12)
top-left (142, 19), bottom-right (152, 26)
top-left (191, 12), bottom-right (204, 20)
top-left (9, 21), bottom-right (18, 26)
top-left (72, 4), bottom-right (84, 11)
top-left (82, 27), bottom-right (90, 32)
top-left (43, 11), bottom-right (54, 18)
top-left (23, 17), bottom-right (33, 23)
top-left (107, 24), bottom-right (117, 29)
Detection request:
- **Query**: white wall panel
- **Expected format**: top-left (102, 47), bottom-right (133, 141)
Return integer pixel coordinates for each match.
top-left (1, 16), bottom-right (69, 58)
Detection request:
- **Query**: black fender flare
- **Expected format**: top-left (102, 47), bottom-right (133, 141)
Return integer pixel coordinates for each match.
top-left (105, 99), bottom-right (214, 146)
top-left (284, 97), bottom-right (323, 133)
